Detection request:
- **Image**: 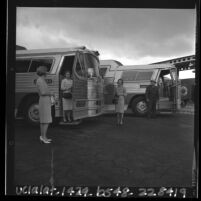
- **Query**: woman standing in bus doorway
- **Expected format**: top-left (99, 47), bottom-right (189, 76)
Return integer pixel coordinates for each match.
top-left (36, 66), bottom-right (54, 144)
top-left (61, 71), bottom-right (73, 123)
top-left (115, 79), bottom-right (127, 125)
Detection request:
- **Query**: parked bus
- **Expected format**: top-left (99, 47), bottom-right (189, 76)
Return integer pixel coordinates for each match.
top-left (15, 46), bottom-right (104, 125)
top-left (100, 61), bottom-right (181, 116)
top-left (99, 60), bottom-right (123, 78)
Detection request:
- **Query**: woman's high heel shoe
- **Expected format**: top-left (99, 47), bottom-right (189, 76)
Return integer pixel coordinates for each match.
top-left (40, 136), bottom-right (51, 144)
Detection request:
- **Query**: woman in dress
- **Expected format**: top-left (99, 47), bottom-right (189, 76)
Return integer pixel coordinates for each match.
top-left (115, 79), bottom-right (127, 125)
top-left (61, 71), bottom-right (73, 122)
top-left (36, 66), bottom-right (54, 144)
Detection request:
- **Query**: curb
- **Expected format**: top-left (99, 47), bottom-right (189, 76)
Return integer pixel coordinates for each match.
top-left (177, 105), bottom-right (194, 115)
top-left (177, 111), bottom-right (194, 115)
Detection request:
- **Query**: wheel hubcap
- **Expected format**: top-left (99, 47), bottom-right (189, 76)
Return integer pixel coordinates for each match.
top-left (28, 104), bottom-right (39, 122)
top-left (136, 101), bottom-right (148, 113)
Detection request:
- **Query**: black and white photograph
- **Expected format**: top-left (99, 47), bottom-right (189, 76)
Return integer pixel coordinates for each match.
top-left (6, 0), bottom-right (199, 198)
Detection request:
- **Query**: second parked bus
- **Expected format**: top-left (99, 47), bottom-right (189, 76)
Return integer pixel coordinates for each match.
top-left (100, 60), bottom-right (181, 116)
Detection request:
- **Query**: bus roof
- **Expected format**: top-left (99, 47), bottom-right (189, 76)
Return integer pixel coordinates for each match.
top-left (16, 46), bottom-right (98, 56)
top-left (114, 64), bottom-right (175, 71)
top-left (100, 60), bottom-right (123, 66)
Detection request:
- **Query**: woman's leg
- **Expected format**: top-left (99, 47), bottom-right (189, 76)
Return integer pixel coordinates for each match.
top-left (66, 110), bottom-right (71, 122)
top-left (63, 110), bottom-right (67, 122)
top-left (40, 123), bottom-right (50, 140)
top-left (120, 113), bottom-right (124, 124)
top-left (40, 123), bottom-right (44, 137)
top-left (117, 113), bottom-right (120, 125)
top-left (43, 123), bottom-right (50, 140)
top-left (70, 110), bottom-right (73, 121)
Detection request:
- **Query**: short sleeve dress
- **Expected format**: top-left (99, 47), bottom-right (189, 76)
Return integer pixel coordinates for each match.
top-left (36, 77), bottom-right (52, 123)
top-left (61, 78), bottom-right (73, 110)
top-left (115, 85), bottom-right (127, 113)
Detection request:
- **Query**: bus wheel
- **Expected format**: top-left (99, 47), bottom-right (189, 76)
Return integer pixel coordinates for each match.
top-left (24, 97), bottom-right (40, 126)
top-left (181, 100), bottom-right (187, 108)
top-left (131, 97), bottom-right (148, 116)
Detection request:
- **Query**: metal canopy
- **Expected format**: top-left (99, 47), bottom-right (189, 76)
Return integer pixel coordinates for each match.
top-left (151, 55), bottom-right (195, 72)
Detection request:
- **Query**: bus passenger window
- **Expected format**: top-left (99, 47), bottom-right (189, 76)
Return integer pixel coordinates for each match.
top-left (85, 53), bottom-right (99, 78)
top-left (88, 68), bottom-right (95, 78)
top-left (99, 68), bottom-right (107, 78)
top-left (16, 59), bottom-right (31, 73)
top-left (136, 71), bottom-right (153, 81)
top-left (29, 59), bottom-right (53, 72)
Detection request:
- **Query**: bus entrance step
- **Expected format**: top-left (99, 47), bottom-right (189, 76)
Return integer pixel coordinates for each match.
top-left (59, 120), bottom-right (82, 125)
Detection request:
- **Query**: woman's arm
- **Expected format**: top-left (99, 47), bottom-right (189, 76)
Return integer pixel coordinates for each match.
top-left (114, 87), bottom-right (118, 97)
top-left (66, 79), bottom-right (73, 90)
top-left (61, 79), bottom-right (67, 91)
top-left (36, 79), bottom-right (52, 96)
top-left (123, 87), bottom-right (127, 97)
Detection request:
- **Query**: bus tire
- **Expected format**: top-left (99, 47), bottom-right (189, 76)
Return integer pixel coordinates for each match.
top-left (24, 96), bottom-right (40, 126)
top-left (181, 86), bottom-right (188, 97)
top-left (181, 100), bottom-right (187, 108)
top-left (131, 96), bottom-right (148, 116)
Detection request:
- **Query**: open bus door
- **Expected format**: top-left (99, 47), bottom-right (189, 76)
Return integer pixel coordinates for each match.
top-left (102, 69), bottom-right (117, 112)
top-left (72, 52), bottom-right (88, 120)
top-left (157, 68), bottom-right (177, 112)
top-left (170, 68), bottom-right (178, 112)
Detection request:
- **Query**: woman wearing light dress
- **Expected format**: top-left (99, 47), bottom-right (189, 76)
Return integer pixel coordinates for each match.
top-left (61, 71), bottom-right (73, 122)
top-left (36, 66), bottom-right (54, 144)
top-left (115, 79), bottom-right (127, 125)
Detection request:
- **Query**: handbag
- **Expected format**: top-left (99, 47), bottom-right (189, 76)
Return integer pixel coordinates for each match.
top-left (62, 92), bottom-right (72, 99)
top-left (112, 94), bottom-right (118, 104)
top-left (50, 96), bottom-right (56, 105)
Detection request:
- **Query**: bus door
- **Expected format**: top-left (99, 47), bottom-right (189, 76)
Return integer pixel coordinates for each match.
top-left (170, 68), bottom-right (178, 111)
top-left (84, 53), bottom-right (103, 116)
top-left (157, 68), bottom-right (176, 111)
top-left (58, 54), bottom-right (75, 117)
top-left (103, 68), bottom-right (118, 112)
top-left (72, 52), bottom-right (88, 120)
top-left (103, 76), bottom-right (115, 111)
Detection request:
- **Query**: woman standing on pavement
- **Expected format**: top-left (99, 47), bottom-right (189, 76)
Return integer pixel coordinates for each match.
top-left (36, 66), bottom-right (54, 144)
top-left (115, 79), bottom-right (127, 125)
top-left (61, 71), bottom-right (73, 123)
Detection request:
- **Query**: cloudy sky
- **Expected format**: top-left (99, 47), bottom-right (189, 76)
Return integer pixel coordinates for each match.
top-left (16, 7), bottom-right (196, 78)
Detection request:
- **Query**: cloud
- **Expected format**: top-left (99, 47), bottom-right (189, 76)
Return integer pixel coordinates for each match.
top-left (16, 8), bottom-right (196, 65)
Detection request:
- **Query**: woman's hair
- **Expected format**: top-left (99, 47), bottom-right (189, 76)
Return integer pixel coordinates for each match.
top-left (117, 79), bottom-right (124, 84)
top-left (36, 66), bottom-right (47, 76)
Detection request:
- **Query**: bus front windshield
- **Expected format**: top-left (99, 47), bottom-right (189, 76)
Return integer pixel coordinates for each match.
top-left (84, 53), bottom-right (100, 78)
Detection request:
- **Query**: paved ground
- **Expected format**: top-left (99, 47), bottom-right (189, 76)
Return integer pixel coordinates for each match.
top-left (177, 103), bottom-right (195, 115)
top-left (15, 113), bottom-right (194, 187)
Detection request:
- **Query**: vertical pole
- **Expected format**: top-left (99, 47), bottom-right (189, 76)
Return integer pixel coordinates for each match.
top-left (193, 0), bottom-right (199, 197)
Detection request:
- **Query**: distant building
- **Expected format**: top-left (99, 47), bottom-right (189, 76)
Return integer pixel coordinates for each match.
top-left (16, 45), bottom-right (27, 50)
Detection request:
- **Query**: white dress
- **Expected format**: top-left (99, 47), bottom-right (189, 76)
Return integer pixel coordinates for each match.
top-left (61, 78), bottom-right (73, 110)
top-left (115, 86), bottom-right (127, 113)
top-left (36, 77), bottom-right (52, 123)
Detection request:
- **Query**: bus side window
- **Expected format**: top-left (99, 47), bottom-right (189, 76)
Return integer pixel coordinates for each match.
top-left (29, 58), bottom-right (53, 72)
top-left (16, 59), bottom-right (31, 73)
top-left (84, 54), bottom-right (99, 78)
top-left (99, 67), bottom-right (107, 78)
